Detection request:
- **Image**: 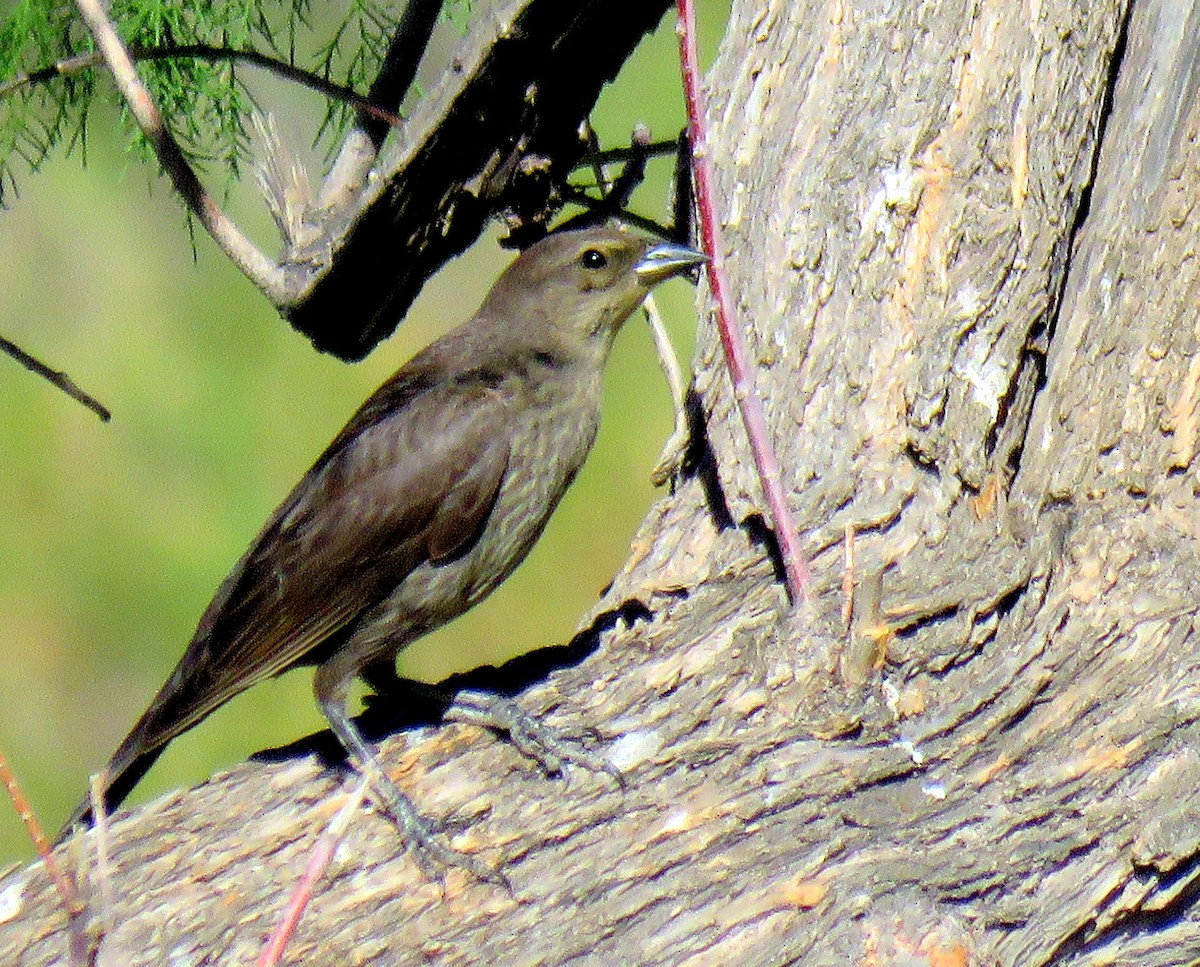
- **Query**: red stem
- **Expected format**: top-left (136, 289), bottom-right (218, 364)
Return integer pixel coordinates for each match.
top-left (257, 781), bottom-right (369, 967)
top-left (675, 0), bottom-right (811, 604)
top-left (0, 750), bottom-right (91, 965)
top-left (257, 843), bottom-right (330, 967)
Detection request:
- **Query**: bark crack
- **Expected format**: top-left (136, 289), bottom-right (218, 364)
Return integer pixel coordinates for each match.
top-left (1038, 0), bottom-right (1136, 387)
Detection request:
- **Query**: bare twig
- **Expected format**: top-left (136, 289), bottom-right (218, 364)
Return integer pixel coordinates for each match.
top-left (561, 188), bottom-right (672, 238)
top-left (643, 294), bottom-right (690, 486)
top-left (671, 129), bottom-right (693, 244)
top-left (312, 0), bottom-right (439, 217)
top-left (355, 0), bottom-right (441, 150)
top-left (581, 139), bottom-right (681, 168)
top-left (0, 750), bottom-right (92, 965)
top-left (0, 334), bottom-right (110, 421)
top-left (88, 774), bottom-right (114, 939)
top-left (257, 778), bottom-right (371, 967)
top-left (580, 121), bottom-right (606, 198)
top-left (607, 124), bottom-right (652, 210)
top-left (0, 46), bottom-right (401, 129)
top-left (72, 0), bottom-right (287, 301)
top-left (675, 0), bottom-right (811, 605)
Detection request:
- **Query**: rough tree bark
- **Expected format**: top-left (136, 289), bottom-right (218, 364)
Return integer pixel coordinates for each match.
top-left (3, 0), bottom-right (1199, 963)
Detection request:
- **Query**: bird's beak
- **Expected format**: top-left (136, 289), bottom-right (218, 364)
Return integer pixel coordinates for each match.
top-left (635, 242), bottom-right (708, 284)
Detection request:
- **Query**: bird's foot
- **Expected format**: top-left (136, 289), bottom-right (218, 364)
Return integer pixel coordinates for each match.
top-left (445, 690), bottom-right (625, 789)
top-left (362, 768), bottom-right (509, 889)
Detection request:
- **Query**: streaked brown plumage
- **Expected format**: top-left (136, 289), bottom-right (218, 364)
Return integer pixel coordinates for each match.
top-left (62, 224), bottom-right (704, 869)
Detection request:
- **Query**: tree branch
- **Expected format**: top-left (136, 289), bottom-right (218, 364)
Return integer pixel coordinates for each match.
top-left (356, 0), bottom-right (442, 151)
top-left (0, 46), bottom-right (400, 129)
top-left (281, 0), bottom-right (675, 359)
top-left (72, 0), bottom-right (286, 301)
top-left (0, 751), bottom-right (87, 965)
top-left (0, 334), bottom-right (110, 421)
top-left (309, 0), bottom-right (441, 218)
top-left (257, 778), bottom-right (369, 967)
top-left (46, 0), bottom-right (672, 361)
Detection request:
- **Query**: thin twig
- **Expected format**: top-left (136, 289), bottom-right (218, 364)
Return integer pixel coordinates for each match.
top-left (0, 334), bottom-right (110, 421)
top-left (675, 0), bottom-right (811, 605)
top-left (0, 46), bottom-right (401, 129)
top-left (356, 0), bottom-right (441, 149)
top-left (311, 0), bottom-right (439, 217)
top-left (257, 778), bottom-right (371, 967)
top-left (89, 773), bottom-right (114, 940)
top-left (561, 188), bottom-right (672, 238)
top-left (581, 139), bottom-right (681, 168)
top-left (0, 750), bottom-right (92, 966)
top-left (607, 124), bottom-right (652, 210)
top-left (643, 294), bottom-right (690, 486)
top-left (72, 0), bottom-right (287, 301)
top-left (671, 129), bottom-right (693, 244)
top-left (580, 121), bottom-right (606, 202)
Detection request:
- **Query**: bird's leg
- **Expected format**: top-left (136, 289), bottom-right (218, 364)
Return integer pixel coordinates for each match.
top-left (363, 663), bottom-right (623, 787)
top-left (359, 661), bottom-right (620, 784)
top-left (444, 690), bottom-right (624, 788)
top-left (359, 655), bottom-right (407, 699)
top-left (313, 657), bottom-right (500, 884)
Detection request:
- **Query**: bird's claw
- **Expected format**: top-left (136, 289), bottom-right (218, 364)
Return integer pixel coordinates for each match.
top-left (366, 772), bottom-right (506, 888)
top-left (446, 690), bottom-right (625, 789)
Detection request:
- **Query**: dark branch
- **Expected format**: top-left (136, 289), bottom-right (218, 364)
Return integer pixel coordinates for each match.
top-left (0, 46), bottom-right (400, 129)
top-left (284, 0), bottom-right (675, 360)
top-left (0, 334), bottom-right (111, 422)
top-left (10, 0), bottom-right (674, 363)
top-left (357, 0), bottom-right (442, 149)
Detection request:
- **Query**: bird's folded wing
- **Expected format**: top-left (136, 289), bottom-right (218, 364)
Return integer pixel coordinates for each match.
top-left (136, 377), bottom-right (514, 745)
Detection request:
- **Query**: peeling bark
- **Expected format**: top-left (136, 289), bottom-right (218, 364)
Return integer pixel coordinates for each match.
top-left (5, 0), bottom-right (1200, 964)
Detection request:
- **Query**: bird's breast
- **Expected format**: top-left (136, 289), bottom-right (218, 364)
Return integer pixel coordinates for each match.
top-left (467, 384), bottom-right (602, 592)
top-left (370, 378), bottom-right (603, 637)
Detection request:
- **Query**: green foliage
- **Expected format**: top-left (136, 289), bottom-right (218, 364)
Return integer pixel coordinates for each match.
top-left (0, 0), bottom-right (469, 202)
top-left (0, 0), bottom-right (88, 198)
top-left (109, 0), bottom-right (260, 176)
top-left (311, 0), bottom-right (403, 143)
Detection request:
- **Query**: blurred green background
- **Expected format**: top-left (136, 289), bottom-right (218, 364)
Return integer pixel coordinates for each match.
top-left (0, 5), bottom-right (729, 864)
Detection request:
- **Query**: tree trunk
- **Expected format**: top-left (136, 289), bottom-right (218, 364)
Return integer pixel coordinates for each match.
top-left (4, 0), bottom-right (1199, 963)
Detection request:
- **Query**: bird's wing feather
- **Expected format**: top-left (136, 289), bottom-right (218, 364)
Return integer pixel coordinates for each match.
top-left (110, 371), bottom-right (514, 766)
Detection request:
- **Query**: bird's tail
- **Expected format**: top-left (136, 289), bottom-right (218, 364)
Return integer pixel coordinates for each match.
top-left (58, 737), bottom-right (168, 840)
top-left (55, 668), bottom-right (209, 844)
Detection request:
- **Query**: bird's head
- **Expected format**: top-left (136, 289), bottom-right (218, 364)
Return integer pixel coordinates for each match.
top-left (482, 224), bottom-right (707, 359)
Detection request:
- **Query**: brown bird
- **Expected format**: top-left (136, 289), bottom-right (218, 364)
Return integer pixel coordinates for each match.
top-left (62, 223), bottom-right (705, 873)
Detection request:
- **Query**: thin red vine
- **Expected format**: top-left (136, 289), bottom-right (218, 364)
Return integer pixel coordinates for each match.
top-left (675, 0), bottom-right (811, 604)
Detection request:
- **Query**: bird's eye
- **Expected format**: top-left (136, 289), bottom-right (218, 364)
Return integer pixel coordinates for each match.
top-left (580, 249), bottom-right (608, 270)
